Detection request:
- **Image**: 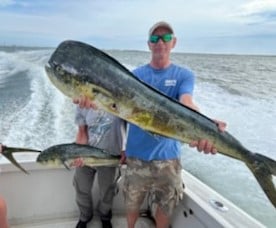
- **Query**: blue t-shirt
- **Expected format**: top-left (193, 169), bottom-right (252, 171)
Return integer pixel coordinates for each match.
top-left (126, 63), bottom-right (195, 161)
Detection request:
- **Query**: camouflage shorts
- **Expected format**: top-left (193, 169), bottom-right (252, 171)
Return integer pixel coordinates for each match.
top-left (123, 158), bottom-right (184, 216)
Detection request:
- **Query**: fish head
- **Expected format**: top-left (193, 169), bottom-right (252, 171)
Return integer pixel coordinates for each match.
top-left (45, 62), bottom-right (95, 100)
top-left (36, 146), bottom-right (65, 167)
top-left (45, 40), bottom-right (122, 115)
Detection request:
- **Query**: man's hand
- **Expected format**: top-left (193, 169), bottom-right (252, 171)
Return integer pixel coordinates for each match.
top-left (189, 140), bottom-right (217, 154)
top-left (119, 151), bottom-right (126, 164)
top-left (73, 96), bottom-right (97, 109)
top-left (189, 119), bottom-right (226, 154)
top-left (70, 157), bottom-right (85, 167)
top-left (213, 119), bottom-right (227, 132)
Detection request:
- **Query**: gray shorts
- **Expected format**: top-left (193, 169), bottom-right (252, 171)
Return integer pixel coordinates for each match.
top-left (123, 158), bottom-right (184, 216)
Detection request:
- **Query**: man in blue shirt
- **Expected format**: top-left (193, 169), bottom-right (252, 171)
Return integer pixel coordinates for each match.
top-left (73, 21), bottom-right (226, 228)
top-left (123, 21), bottom-right (226, 228)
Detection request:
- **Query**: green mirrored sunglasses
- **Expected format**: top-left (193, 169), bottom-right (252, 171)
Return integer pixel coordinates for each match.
top-left (149, 33), bottom-right (174, 43)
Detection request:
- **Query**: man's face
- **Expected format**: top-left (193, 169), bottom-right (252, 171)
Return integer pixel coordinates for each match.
top-left (148, 27), bottom-right (176, 59)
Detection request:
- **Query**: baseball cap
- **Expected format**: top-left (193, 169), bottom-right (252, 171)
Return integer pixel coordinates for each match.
top-left (148, 21), bottom-right (174, 37)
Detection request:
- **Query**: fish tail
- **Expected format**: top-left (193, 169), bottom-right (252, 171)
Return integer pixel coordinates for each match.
top-left (255, 153), bottom-right (276, 176)
top-left (1, 146), bottom-right (41, 174)
top-left (246, 153), bottom-right (276, 208)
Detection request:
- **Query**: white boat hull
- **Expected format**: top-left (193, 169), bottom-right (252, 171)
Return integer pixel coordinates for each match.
top-left (0, 162), bottom-right (265, 228)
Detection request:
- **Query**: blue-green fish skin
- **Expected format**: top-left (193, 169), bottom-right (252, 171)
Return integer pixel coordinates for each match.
top-left (37, 143), bottom-right (120, 168)
top-left (45, 40), bottom-right (276, 208)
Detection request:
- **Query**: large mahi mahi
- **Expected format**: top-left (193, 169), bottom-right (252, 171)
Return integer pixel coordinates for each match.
top-left (45, 40), bottom-right (276, 208)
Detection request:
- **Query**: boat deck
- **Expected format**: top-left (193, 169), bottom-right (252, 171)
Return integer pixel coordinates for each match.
top-left (11, 215), bottom-right (155, 228)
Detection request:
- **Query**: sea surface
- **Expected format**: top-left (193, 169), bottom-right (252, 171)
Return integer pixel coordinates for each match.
top-left (0, 46), bottom-right (275, 227)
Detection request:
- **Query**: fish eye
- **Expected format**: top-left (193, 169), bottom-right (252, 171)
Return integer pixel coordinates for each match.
top-left (111, 103), bottom-right (117, 110)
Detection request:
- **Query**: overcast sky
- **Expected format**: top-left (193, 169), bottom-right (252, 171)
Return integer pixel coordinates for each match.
top-left (0, 0), bottom-right (276, 55)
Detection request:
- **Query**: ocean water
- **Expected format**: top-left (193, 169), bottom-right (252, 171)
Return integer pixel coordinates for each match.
top-left (0, 46), bottom-right (275, 227)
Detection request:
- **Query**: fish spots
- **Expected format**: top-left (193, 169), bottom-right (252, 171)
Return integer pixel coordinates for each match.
top-left (131, 110), bottom-right (153, 126)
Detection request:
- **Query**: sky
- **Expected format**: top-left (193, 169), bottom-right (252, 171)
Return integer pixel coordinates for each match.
top-left (0, 0), bottom-right (276, 55)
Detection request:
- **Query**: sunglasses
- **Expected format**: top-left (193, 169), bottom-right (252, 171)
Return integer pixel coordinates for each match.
top-left (149, 33), bottom-right (174, 43)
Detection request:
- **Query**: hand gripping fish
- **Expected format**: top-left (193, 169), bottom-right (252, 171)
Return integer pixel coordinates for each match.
top-left (42, 40), bottom-right (275, 208)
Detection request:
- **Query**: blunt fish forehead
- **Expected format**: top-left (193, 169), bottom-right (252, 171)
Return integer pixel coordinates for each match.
top-left (60, 64), bottom-right (78, 75)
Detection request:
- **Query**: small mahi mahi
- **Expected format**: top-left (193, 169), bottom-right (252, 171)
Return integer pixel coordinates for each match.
top-left (1, 143), bottom-right (120, 173)
top-left (37, 143), bottom-right (120, 168)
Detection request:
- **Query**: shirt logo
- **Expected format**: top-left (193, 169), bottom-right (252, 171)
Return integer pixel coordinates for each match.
top-left (165, 79), bottom-right (177, 86)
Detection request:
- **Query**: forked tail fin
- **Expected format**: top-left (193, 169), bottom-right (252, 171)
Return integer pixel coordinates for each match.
top-left (1, 145), bottom-right (41, 174)
top-left (246, 153), bottom-right (276, 208)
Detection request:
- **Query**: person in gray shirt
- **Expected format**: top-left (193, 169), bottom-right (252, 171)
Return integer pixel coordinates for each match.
top-left (73, 107), bottom-right (126, 228)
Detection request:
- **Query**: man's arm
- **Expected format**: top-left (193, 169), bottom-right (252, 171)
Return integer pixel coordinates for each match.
top-left (179, 94), bottom-right (226, 131)
top-left (179, 94), bottom-right (226, 154)
top-left (76, 125), bottom-right (89, 145)
top-left (71, 125), bottom-right (89, 167)
top-left (179, 94), bottom-right (199, 112)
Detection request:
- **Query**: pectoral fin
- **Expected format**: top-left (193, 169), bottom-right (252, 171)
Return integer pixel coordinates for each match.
top-left (63, 160), bottom-right (72, 170)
